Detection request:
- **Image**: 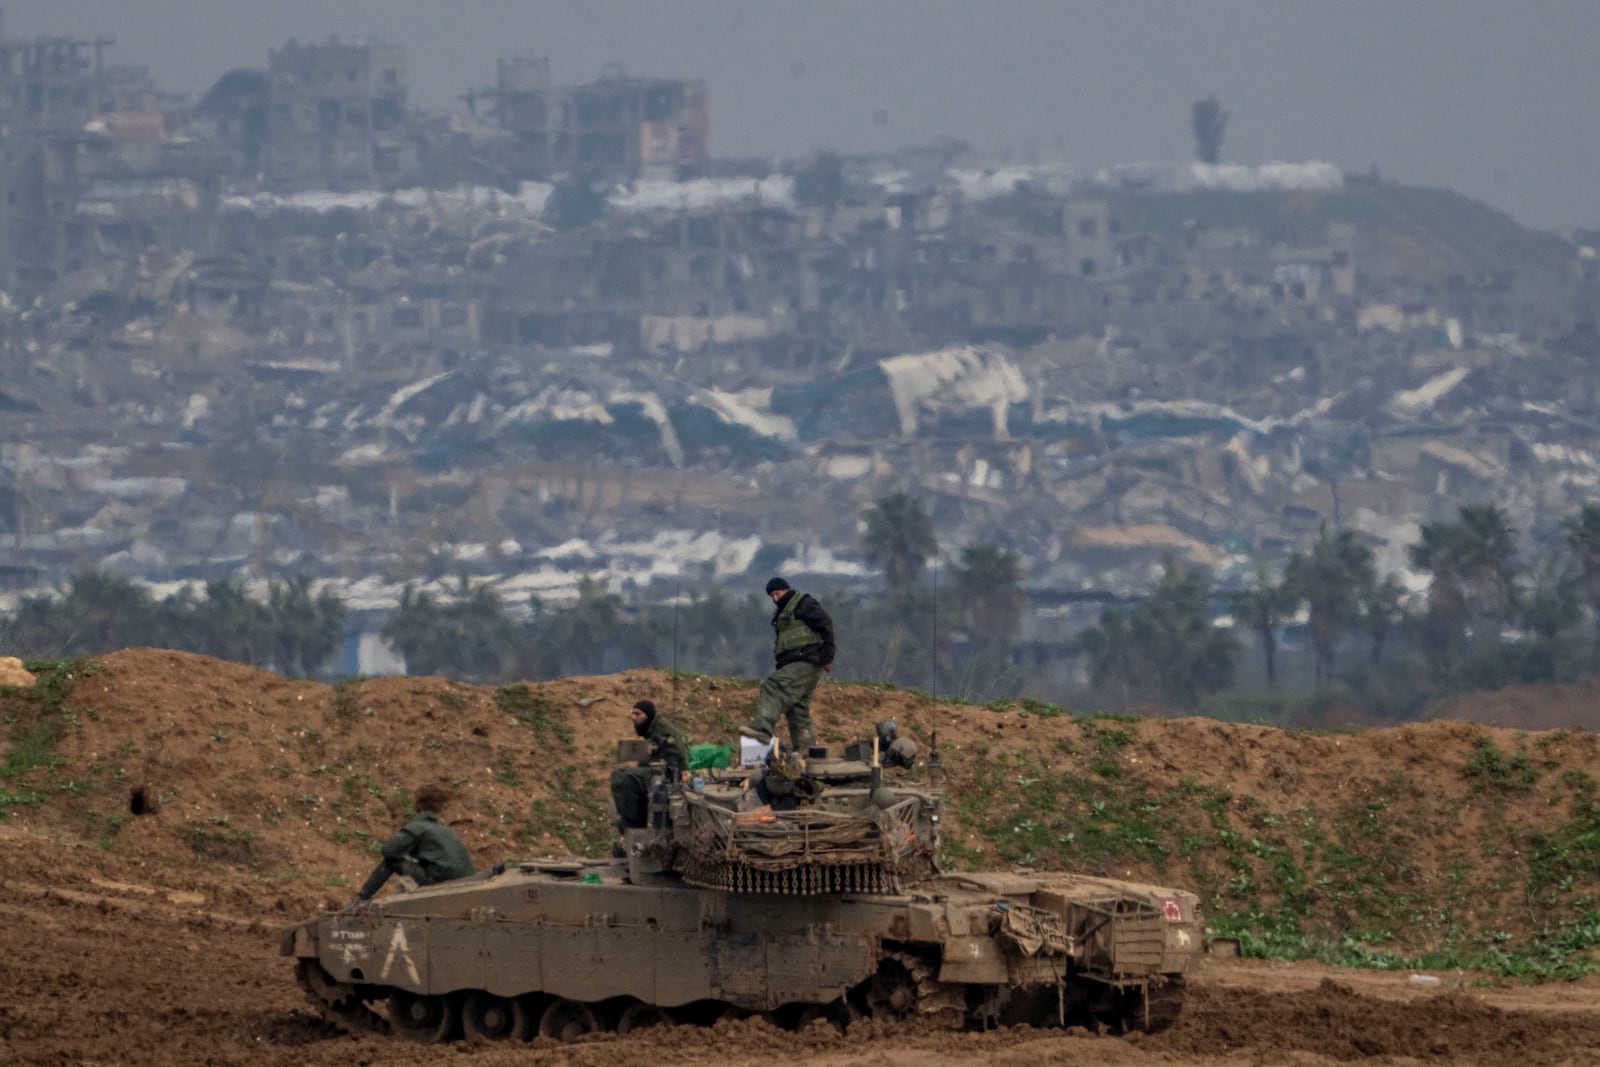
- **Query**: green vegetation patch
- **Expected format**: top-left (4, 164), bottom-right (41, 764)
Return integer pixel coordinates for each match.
top-left (0, 659), bottom-right (104, 817)
top-left (495, 683), bottom-right (574, 744)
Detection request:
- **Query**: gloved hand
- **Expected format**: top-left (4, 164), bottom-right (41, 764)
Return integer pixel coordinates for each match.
top-left (822, 663), bottom-right (833, 673)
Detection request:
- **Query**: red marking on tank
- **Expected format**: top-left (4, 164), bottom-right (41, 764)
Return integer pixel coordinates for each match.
top-left (1161, 897), bottom-right (1184, 922)
top-left (524, 888), bottom-right (541, 904)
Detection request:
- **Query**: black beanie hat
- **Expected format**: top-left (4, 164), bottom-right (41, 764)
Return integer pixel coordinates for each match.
top-left (765, 576), bottom-right (791, 595)
top-left (632, 699), bottom-right (656, 736)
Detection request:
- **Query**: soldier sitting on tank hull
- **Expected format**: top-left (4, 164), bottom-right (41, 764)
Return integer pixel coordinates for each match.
top-left (351, 784), bottom-right (475, 904)
top-left (610, 699), bottom-right (690, 830)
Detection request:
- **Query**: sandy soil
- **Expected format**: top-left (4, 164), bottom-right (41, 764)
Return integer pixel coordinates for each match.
top-left (6, 648), bottom-right (1600, 1065)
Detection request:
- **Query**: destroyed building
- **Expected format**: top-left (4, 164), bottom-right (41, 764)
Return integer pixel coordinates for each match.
top-left (0, 16), bottom-right (1597, 689)
top-left (476, 58), bottom-right (708, 180)
top-left (264, 37), bottom-right (415, 189)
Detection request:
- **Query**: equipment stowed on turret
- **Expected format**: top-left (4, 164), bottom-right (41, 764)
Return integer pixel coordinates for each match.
top-left (283, 723), bottom-right (1203, 1043)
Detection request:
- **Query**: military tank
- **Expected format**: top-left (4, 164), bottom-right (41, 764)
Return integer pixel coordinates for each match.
top-left (282, 730), bottom-right (1203, 1042)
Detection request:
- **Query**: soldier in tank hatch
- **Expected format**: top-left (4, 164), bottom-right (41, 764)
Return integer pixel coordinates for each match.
top-left (610, 699), bottom-right (691, 830)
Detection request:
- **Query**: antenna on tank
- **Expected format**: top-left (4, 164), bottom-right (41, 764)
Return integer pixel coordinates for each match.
top-left (670, 575), bottom-right (681, 714)
top-left (930, 549), bottom-right (939, 700)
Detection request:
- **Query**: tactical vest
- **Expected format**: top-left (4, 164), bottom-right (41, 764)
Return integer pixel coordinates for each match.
top-left (773, 592), bottom-right (822, 655)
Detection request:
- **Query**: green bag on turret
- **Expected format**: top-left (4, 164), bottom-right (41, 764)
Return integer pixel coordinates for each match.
top-left (686, 743), bottom-right (732, 771)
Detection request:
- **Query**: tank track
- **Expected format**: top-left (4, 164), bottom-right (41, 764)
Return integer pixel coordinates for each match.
top-left (889, 950), bottom-right (966, 1028)
top-left (295, 959), bottom-right (389, 1035)
top-left (1140, 975), bottom-right (1185, 1032)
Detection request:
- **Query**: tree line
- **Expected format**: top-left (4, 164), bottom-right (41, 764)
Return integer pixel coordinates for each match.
top-left (8, 497), bottom-right (1600, 723)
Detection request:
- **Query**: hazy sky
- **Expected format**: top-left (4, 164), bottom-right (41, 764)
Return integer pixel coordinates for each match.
top-left (9, 1), bottom-right (1599, 229)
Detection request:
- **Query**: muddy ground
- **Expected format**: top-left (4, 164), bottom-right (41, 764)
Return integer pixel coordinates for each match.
top-left (6, 648), bottom-right (1600, 1065)
top-left (8, 829), bottom-right (1600, 1067)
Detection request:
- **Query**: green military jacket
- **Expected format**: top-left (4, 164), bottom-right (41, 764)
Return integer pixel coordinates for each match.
top-left (380, 811), bottom-right (475, 881)
top-left (640, 712), bottom-right (691, 775)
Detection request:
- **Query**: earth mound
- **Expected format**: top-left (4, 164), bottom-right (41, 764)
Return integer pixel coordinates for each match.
top-left (6, 648), bottom-right (1600, 1064)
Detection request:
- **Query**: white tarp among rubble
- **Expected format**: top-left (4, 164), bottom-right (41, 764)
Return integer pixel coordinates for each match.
top-left (872, 161), bottom-right (1343, 202)
top-left (690, 387), bottom-right (797, 444)
top-left (946, 163), bottom-right (1077, 200)
top-left (642, 313), bottom-right (774, 353)
top-left (497, 385), bottom-right (615, 428)
top-left (1092, 161), bottom-right (1343, 193)
top-left (773, 544), bottom-right (872, 581)
top-left (1386, 367), bottom-right (1470, 416)
top-left (222, 184), bottom-right (552, 216)
top-left (223, 177), bottom-right (792, 219)
top-left (879, 345), bottom-right (1028, 438)
top-left (95, 477), bottom-right (188, 501)
top-left (610, 390), bottom-right (684, 467)
top-left (610, 176), bottom-right (794, 213)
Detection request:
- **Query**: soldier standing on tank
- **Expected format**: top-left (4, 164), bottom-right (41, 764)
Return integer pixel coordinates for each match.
top-left (351, 784), bottom-right (475, 904)
top-left (741, 577), bottom-right (834, 751)
top-left (610, 699), bottom-right (690, 830)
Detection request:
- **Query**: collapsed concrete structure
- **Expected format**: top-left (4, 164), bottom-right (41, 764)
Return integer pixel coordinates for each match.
top-left (0, 17), bottom-right (1597, 681)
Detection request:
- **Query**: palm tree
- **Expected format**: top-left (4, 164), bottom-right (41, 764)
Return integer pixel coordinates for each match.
top-left (1079, 606), bottom-right (1138, 707)
top-left (7, 590), bottom-right (76, 658)
top-left (861, 493), bottom-right (938, 593)
top-left (1455, 504), bottom-right (1519, 625)
top-left (446, 576), bottom-right (521, 682)
top-left (186, 578), bottom-right (271, 665)
top-left (951, 542), bottom-right (1025, 658)
top-left (58, 569), bottom-right (158, 654)
top-left (539, 575), bottom-right (625, 677)
top-left (1285, 525), bottom-right (1374, 690)
top-left (388, 576), bottom-right (522, 683)
top-left (383, 584), bottom-right (442, 674)
top-left (1561, 503), bottom-right (1600, 649)
top-left (1408, 504), bottom-right (1519, 675)
top-left (268, 574), bottom-right (346, 677)
top-left (1129, 560), bottom-right (1238, 708)
top-left (1227, 565), bottom-right (1293, 687)
top-left (1360, 575), bottom-right (1406, 666)
top-left (1519, 554), bottom-right (1583, 681)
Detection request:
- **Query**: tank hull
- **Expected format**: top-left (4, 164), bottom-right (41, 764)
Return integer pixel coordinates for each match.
top-left (283, 857), bottom-right (1202, 1038)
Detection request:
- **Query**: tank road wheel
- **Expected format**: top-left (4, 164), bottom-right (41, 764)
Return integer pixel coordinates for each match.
top-left (462, 991), bottom-right (529, 1041)
top-left (512, 995), bottom-right (547, 1038)
top-left (539, 998), bottom-right (601, 1041)
top-left (616, 1002), bottom-right (674, 1034)
top-left (863, 951), bottom-right (966, 1029)
top-left (863, 959), bottom-right (919, 1020)
top-left (295, 959), bottom-right (388, 1034)
top-left (388, 989), bottom-right (457, 1043)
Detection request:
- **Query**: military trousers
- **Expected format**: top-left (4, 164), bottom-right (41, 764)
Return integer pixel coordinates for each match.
top-left (357, 856), bottom-right (434, 900)
top-left (610, 765), bottom-right (654, 829)
top-left (749, 660), bottom-right (822, 750)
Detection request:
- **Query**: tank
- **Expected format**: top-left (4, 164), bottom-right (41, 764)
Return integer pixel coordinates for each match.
top-left (282, 733), bottom-right (1203, 1042)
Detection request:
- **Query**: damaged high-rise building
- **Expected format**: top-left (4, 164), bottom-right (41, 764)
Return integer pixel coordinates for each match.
top-left (0, 12), bottom-right (121, 265)
top-left (478, 58), bottom-right (708, 179)
top-left (264, 36), bottom-right (415, 188)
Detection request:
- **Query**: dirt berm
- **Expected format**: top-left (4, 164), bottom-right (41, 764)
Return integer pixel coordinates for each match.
top-left (5, 647), bottom-right (1600, 1066)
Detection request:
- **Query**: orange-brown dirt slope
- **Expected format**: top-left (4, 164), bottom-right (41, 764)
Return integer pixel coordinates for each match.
top-left (6, 648), bottom-right (1600, 1065)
